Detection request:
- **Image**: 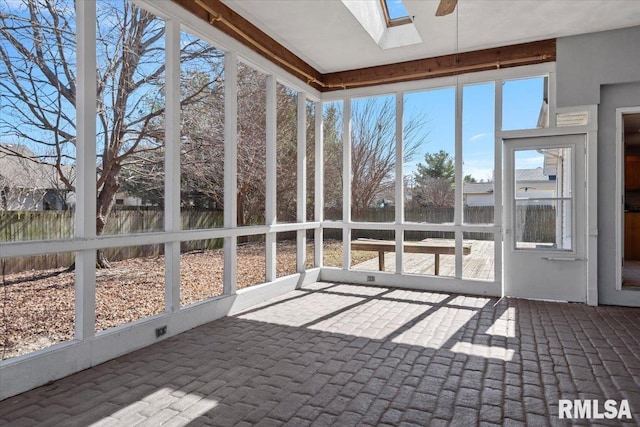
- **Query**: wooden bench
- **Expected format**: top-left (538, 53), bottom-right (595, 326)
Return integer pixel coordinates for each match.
top-left (351, 238), bottom-right (471, 275)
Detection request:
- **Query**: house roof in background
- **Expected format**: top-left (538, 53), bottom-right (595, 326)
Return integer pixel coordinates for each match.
top-left (0, 144), bottom-right (73, 191)
top-left (515, 167), bottom-right (549, 182)
top-left (464, 168), bottom-right (552, 194)
top-left (463, 182), bottom-right (493, 195)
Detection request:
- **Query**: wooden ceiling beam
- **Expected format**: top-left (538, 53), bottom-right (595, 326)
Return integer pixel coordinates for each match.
top-left (322, 39), bottom-right (556, 91)
top-left (175, 0), bottom-right (325, 91)
top-left (170, 0), bottom-right (555, 92)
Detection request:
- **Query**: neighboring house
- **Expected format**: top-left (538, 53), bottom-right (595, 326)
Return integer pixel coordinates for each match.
top-left (114, 192), bottom-right (145, 207)
top-left (0, 143), bottom-right (74, 211)
top-left (463, 168), bottom-right (557, 206)
top-left (463, 182), bottom-right (495, 207)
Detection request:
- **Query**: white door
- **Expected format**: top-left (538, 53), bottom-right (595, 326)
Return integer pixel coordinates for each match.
top-left (503, 134), bottom-right (587, 302)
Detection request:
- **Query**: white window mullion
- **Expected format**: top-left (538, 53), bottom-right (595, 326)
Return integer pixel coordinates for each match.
top-left (315, 101), bottom-right (324, 268)
top-left (455, 84), bottom-right (463, 278)
top-left (395, 92), bottom-right (404, 274)
top-left (265, 75), bottom-right (277, 282)
top-left (164, 19), bottom-right (181, 313)
top-left (223, 52), bottom-right (238, 295)
top-left (75, 0), bottom-right (97, 340)
top-left (494, 79), bottom-right (504, 288)
top-left (296, 92), bottom-right (307, 272)
top-left (343, 98), bottom-right (352, 270)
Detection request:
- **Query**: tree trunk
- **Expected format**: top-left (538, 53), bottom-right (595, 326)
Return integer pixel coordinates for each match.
top-left (237, 192), bottom-right (251, 244)
top-left (95, 167), bottom-right (121, 268)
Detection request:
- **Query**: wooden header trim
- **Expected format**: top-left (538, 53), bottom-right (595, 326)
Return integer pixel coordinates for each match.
top-left (322, 39), bottom-right (556, 91)
top-left (176, 0), bottom-right (324, 90)
top-left (171, 0), bottom-right (556, 92)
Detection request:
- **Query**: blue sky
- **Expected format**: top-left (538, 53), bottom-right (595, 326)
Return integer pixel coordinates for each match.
top-left (403, 76), bottom-right (545, 182)
top-left (322, 76), bottom-right (545, 183)
top-left (385, 0), bottom-right (410, 20)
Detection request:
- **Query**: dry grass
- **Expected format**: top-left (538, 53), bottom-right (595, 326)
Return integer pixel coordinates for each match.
top-left (322, 240), bottom-right (374, 268)
top-left (1, 239), bottom-right (375, 360)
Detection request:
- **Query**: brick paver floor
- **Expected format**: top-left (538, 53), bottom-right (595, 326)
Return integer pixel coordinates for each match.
top-left (1, 282), bottom-right (640, 426)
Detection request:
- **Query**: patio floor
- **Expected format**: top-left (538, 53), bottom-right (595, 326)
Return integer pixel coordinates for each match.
top-left (1, 282), bottom-right (639, 426)
top-left (352, 239), bottom-right (495, 280)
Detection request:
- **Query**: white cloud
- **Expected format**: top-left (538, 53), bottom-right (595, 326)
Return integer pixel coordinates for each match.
top-left (469, 133), bottom-right (488, 142)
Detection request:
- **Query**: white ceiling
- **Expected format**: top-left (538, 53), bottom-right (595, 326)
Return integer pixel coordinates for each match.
top-left (222, 0), bottom-right (640, 74)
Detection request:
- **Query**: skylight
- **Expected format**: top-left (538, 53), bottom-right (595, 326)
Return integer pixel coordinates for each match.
top-left (381, 0), bottom-right (412, 26)
top-left (342, 0), bottom-right (422, 49)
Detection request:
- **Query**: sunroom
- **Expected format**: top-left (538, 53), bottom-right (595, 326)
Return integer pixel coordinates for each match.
top-left (1, 0), bottom-right (640, 422)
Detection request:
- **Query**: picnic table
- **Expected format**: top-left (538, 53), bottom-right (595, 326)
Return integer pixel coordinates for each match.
top-left (350, 238), bottom-right (472, 275)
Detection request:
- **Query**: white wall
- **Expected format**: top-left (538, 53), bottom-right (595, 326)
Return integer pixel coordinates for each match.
top-left (557, 26), bottom-right (640, 108)
top-left (557, 25), bottom-right (640, 306)
top-left (598, 82), bottom-right (640, 306)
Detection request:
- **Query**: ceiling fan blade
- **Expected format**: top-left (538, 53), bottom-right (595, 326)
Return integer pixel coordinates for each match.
top-left (435, 0), bottom-right (458, 16)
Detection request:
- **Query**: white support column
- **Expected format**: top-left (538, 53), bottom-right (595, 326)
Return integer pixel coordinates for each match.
top-left (164, 19), bottom-right (181, 313)
top-left (455, 84), bottom-right (463, 278)
top-left (495, 80), bottom-right (504, 289)
top-left (343, 99), bottom-right (352, 270)
top-left (265, 75), bottom-right (277, 282)
top-left (314, 101), bottom-right (324, 268)
top-left (547, 72), bottom-right (557, 128)
top-left (395, 93), bottom-right (404, 275)
top-left (75, 0), bottom-right (97, 341)
top-left (223, 52), bottom-right (238, 295)
top-left (296, 92), bottom-right (307, 273)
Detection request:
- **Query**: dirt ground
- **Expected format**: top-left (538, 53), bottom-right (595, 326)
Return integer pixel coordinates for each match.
top-left (0, 240), bottom-right (374, 360)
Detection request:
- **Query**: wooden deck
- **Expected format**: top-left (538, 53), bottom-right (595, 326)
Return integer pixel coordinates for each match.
top-left (351, 239), bottom-right (495, 281)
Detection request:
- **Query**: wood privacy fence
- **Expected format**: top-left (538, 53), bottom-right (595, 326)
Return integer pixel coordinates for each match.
top-left (1, 205), bottom-right (556, 273)
top-left (0, 209), bottom-right (224, 274)
top-left (325, 205), bottom-right (557, 242)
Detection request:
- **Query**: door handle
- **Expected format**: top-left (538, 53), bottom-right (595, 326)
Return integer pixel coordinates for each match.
top-left (541, 256), bottom-right (583, 261)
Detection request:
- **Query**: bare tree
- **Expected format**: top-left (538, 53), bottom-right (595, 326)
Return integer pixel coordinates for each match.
top-left (275, 85), bottom-right (299, 223)
top-left (322, 103), bottom-right (343, 218)
top-left (121, 63), bottom-right (302, 228)
top-left (120, 66), bottom-right (225, 210)
top-left (414, 177), bottom-right (455, 207)
top-left (0, 0), bottom-right (219, 266)
top-left (349, 98), bottom-right (427, 219)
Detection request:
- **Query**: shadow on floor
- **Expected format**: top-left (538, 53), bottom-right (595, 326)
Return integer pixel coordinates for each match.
top-left (1, 282), bottom-right (639, 426)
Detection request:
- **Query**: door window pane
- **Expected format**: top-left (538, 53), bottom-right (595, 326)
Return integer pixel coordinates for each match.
top-left (514, 147), bottom-right (572, 251)
top-left (515, 199), bottom-right (572, 250)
